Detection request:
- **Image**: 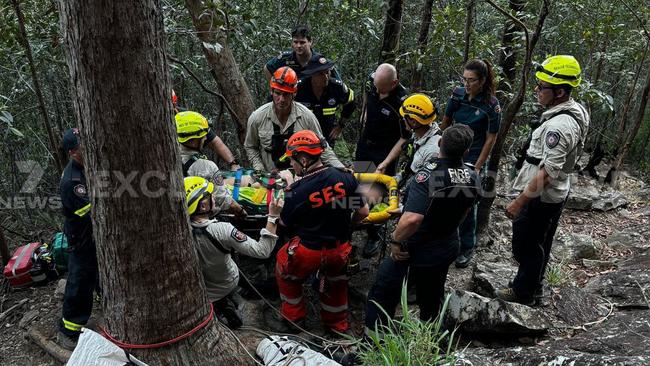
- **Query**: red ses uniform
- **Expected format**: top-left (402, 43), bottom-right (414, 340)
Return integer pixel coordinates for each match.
top-left (275, 131), bottom-right (368, 332)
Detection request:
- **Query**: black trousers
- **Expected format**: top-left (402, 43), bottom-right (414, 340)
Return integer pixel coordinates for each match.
top-left (511, 196), bottom-right (565, 299)
top-left (365, 255), bottom-right (454, 331)
top-left (59, 241), bottom-right (98, 337)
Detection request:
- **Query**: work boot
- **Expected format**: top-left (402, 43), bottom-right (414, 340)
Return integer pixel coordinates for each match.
top-left (454, 249), bottom-right (473, 268)
top-left (362, 237), bottom-right (381, 258)
top-left (57, 331), bottom-right (78, 351)
top-left (264, 309), bottom-right (304, 334)
top-left (495, 287), bottom-right (534, 306)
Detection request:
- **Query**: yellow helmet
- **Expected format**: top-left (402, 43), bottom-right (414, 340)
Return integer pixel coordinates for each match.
top-left (535, 55), bottom-right (582, 88)
top-left (184, 176), bottom-right (214, 216)
top-left (399, 93), bottom-right (437, 125)
top-left (175, 111), bottom-right (210, 143)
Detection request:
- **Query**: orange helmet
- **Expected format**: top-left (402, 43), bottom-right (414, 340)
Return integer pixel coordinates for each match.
top-left (270, 67), bottom-right (298, 93)
top-left (171, 89), bottom-right (178, 105)
top-left (281, 130), bottom-right (326, 160)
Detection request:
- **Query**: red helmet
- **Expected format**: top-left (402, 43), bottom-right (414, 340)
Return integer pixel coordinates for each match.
top-left (281, 130), bottom-right (326, 161)
top-left (270, 67), bottom-right (298, 93)
top-left (171, 89), bottom-right (178, 105)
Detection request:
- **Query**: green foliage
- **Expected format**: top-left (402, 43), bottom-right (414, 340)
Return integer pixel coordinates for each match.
top-left (546, 261), bottom-right (568, 287)
top-left (358, 280), bottom-right (458, 366)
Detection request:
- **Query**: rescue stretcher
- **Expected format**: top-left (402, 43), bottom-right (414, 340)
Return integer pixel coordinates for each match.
top-left (215, 169), bottom-right (400, 233)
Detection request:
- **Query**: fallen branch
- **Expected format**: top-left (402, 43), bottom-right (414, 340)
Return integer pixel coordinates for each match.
top-left (27, 327), bottom-right (72, 364)
top-left (0, 298), bottom-right (28, 322)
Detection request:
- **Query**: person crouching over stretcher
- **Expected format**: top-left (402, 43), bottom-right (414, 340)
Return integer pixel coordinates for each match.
top-left (274, 130), bottom-right (369, 334)
top-left (184, 176), bottom-right (283, 329)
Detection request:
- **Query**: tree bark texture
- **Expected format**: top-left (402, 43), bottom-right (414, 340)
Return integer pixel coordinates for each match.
top-left (10, 0), bottom-right (63, 175)
top-left (496, 0), bottom-right (526, 96)
top-left (410, 0), bottom-right (435, 91)
top-left (462, 0), bottom-right (476, 64)
top-left (0, 226), bottom-right (9, 266)
top-left (185, 0), bottom-right (255, 145)
top-left (57, 0), bottom-right (245, 364)
top-left (476, 0), bottom-right (551, 233)
top-left (613, 46), bottom-right (648, 148)
top-left (379, 0), bottom-right (404, 64)
top-left (609, 68), bottom-right (650, 186)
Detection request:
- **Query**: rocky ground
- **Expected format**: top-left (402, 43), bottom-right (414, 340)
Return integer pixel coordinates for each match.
top-left (1, 169), bottom-right (649, 365)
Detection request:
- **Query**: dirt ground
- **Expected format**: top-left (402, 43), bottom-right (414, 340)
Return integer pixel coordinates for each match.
top-left (1, 171), bottom-right (648, 365)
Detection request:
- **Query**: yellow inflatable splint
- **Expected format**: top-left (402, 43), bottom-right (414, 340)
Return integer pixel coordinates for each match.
top-left (354, 173), bottom-right (399, 224)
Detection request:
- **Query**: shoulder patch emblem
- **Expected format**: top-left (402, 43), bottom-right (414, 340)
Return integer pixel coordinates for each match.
top-left (230, 228), bottom-right (247, 243)
top-left (319, 57), bottom-right (327, 64)
top-left (328, 98), bottom-right (336, 106)
top-left (73, 184), bottom-right (87, 197)
top-left (494, 104), bottom-right (501, 113)
top-left (415, 171), bottom-right (430, 183)
top-left (545, 131), bottom-right (561, 149)
top-left (424, 162), bottom-right (437, 171)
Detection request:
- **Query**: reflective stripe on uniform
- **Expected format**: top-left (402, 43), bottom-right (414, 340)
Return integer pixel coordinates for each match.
top-left (347, 89), bottom-right (355, 103)
top-left (320, 302), bottom-right (348, 313)
top-left (62, 318), bottom-right (83, 332)
top-left (322, 107), bottom-right (337, 116)
top-left (74, 203), bottom-right (91, 217)
top-left (326, 274), bottom-right (348, 282)
top-left (280, 294), bottom-right (303, 305)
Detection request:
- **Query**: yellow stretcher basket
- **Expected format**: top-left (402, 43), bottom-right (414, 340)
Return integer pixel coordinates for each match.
top-left (354, 173), bottom-right (399, 224)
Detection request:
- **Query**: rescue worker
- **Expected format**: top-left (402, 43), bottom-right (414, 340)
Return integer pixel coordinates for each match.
top-left (355, 63), bottom-right (408, 258)
top-left (275, 131), bottom-right (369, 334)
top-left (172, 91), bottom-right (240, 171)
top-left (57, 128), bottom-right (98, 350)
top-left (497, 55), bottom-right (589, 305)
top-left (365, 125), bottom-right (481, 335)
top-left (441, 59), bottom-right (501, 268)
top-left (381, 93), bottom-right (442, 183)
top-left (245, 66), bottom-right (344, 172)
top-left (295, 57), bottom-right (355, 145)
top-left (185, 176), bottom-right (283, 328)
top-left (176, 111), bottom-right (247, 217)
top-left (264, 25), bottom-right (340, 81)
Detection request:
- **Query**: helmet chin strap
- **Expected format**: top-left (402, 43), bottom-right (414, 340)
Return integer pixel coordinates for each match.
top-left (292, 155), bottom-right (318, 176)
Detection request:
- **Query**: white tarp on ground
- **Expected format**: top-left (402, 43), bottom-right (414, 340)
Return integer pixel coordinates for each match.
top-left (66, 328), bottom-right (148, 366)
top-left (256, 335), bottom-right (341, 366)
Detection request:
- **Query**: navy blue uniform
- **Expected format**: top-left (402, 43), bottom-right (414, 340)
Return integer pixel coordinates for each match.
top-left (444, 86), bottom-right (501, 256)
top-left (295, 77), bottom-right (355, 144)
top-left (266, 50), bottom-right (341, 81)
top-left (444, 86), bottom-right (501, 164)
top-left (355, 73), bottom-right (408, 176)
top-left (281, 167), bottom-right (362, 246)
top-left (365, 158), bottom-right (481, 329)
top-left (59, 159), bottom-right (98, 338)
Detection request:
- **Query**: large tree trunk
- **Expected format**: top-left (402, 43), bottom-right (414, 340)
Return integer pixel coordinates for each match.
top-left (58, 0), bottom-right (246, 364)
top-left (10, 0), bottom-right (63, 175)
top-left (608, 67), bottom-right (650, 186)
top-left (379, 0), bottom-right (404, 64)
top-left (496, 0), bottom-right (526, 96)
top-left (411, 0), bottom-right (435, 91)
top-left (185, 0), bottom-right (255, 145)
top-left (476, 0), bottom-right (551, 234)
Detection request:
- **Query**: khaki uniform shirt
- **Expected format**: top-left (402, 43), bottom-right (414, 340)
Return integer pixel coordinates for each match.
top-left (179, 144), bottom-right (232, 211)
top-left (192, 219), bottom-right (277, 302)
top-left (512, 99), bottom-right (589, 203)
top-left (411, 125), bottom-right (442, 173)
top-left (244, 102), bottom-right (344, 172)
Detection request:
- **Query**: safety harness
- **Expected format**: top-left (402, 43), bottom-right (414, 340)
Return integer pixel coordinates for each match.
top-left (192, 226), bottom-right (232, 255)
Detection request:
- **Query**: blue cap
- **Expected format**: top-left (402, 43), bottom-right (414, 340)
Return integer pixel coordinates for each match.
top-left (62, 128), bottom-right (80, 152)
